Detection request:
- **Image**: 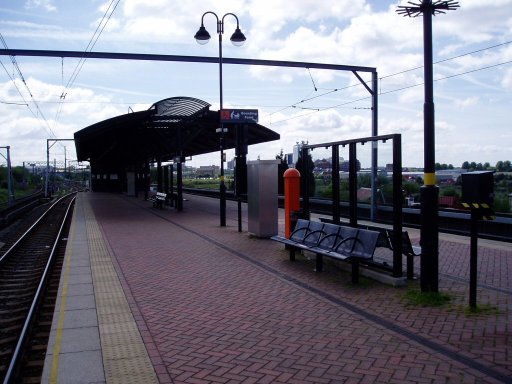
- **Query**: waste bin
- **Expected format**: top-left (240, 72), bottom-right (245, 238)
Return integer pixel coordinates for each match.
top-left (247, 160), bottom-right (280, 237)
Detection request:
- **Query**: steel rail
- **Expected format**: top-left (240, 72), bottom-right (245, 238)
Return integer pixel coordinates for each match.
top-left (2, 193), bottom-right (76, 384)
top-left (0, 194), bottom-right (69, 265)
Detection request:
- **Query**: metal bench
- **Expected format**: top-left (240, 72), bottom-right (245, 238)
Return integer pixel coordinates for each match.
top-left (149, 192), bottom-right (167, 209)
top-left (320, 218), bottom-right (422, 279)
top-left (271, 219), bottom-right (380, 283)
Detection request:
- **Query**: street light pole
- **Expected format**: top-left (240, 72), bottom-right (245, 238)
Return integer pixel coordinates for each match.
top-left (397, 0), bottom-right (459, 292)
top-left (195, 11), bottom-right (246, 227)
top-left (218, 19), bottom-right (227, 227)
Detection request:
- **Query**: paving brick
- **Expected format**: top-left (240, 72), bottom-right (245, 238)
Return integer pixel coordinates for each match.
top-left (87, 193), bottom-right (512, 384)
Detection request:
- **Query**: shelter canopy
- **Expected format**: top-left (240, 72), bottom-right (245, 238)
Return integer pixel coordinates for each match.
top-left (74, 96), bottom-right (280, 167)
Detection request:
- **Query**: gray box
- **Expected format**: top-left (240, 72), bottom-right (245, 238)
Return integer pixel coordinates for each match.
top-left (247, 160), bottom-right (280, 237)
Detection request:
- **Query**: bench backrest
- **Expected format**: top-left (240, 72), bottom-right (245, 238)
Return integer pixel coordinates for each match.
top-left (290, 219), bottom-right (311, 242)
top-left (334, 226), bottom-right (358, 254)
top-left (302, 221), bottom-right (325, 246)
top-left (401, 231), bottom-right (418, 255)
top-left (350, 229), bottom-right (380, 259)
top-left (376, 229), bottom-right (393, 249)
top-left (317, 223), bottom-right (341, 249)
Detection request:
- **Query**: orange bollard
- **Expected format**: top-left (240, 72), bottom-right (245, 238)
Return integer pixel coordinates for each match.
top-left (283, 168), bottom-right (301, 238)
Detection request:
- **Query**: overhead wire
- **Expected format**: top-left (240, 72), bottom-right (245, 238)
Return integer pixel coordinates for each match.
top-left (0, 33), bottom-right (57, 138)
top-left (268, 41), bottom-right (512, 125)
top-left (54, 0), bottom-right (121, 124)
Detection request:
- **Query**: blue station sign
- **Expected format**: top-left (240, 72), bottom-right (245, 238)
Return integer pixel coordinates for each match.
top-left (220, 109), bottom-right (258, 123)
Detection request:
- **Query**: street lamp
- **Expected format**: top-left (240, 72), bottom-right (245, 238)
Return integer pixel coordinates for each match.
top-left (194, 11), bottom-right (246, 227)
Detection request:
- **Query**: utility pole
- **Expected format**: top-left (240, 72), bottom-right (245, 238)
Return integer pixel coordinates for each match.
top-left (397, 0), bottom-right (459, 292)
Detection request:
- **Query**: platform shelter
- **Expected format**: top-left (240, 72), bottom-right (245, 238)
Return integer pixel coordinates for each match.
top-left (74, 96), bottom-right (280, 203)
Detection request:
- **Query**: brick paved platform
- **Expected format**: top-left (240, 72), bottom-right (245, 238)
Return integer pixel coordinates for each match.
top-left (46, 192), bottom-right (511, 383)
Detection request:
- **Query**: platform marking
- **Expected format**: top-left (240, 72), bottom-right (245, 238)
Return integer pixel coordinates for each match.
top-left (48, 208), bottom-right (75, 383)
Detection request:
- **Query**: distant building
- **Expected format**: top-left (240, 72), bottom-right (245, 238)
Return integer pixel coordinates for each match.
top-left (340, 159), bottom-right (361, 172)
top-left (196, 165), bottom-right (219, 178)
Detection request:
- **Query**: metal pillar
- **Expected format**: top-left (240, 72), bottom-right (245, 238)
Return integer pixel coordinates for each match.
top-left (164, 164), bottom-right (169, 194)
top-left (371, 71), bottom-right (379, 221)
top-left (331, 145), bottom-right (340, 225)
top-left (420, 6), bottom-right (439, 292)
top-left (157, 160), bottom-right (163, 192)
top-left (176, 158), bottom-right (183, 211)
top-left (397, 0), bottom-right (460, 293)
top-left (170, 164), bottom-right (174, 207)
top-left (392, 135), bottom-right (403, 277)
top-left (300, 147), bottom-right (310, 220)
top-left (348, 142), bottom-right (358, 227)
top-left (0, 146), bottom-right (14, 203)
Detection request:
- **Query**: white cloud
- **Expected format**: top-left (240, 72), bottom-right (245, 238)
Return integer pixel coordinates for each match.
top-left (454, 96), bottom-right (479, 109)
top-left (2, 0), bottom-right (511, 167)
top-left (24, 0), bottom-right (56, 13)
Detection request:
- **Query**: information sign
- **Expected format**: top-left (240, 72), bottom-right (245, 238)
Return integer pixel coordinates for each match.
top-left (220, 109), bottom-right (258, 123)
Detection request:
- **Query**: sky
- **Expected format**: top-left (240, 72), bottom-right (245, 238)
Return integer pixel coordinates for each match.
top-left (0, 0), bottom-right (511, 169)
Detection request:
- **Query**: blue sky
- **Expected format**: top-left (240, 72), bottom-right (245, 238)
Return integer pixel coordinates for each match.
top-left (0, 0), bottom-right (511, 169)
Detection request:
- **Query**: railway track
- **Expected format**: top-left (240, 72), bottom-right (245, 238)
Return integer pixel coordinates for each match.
top-left (0, 189), bottom-right (45, 228)
top-left (0, 193), bottom-right (76, 383)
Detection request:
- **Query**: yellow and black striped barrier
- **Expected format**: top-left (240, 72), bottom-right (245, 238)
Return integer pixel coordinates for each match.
top-left (461, 202), bottom-right (495, 221)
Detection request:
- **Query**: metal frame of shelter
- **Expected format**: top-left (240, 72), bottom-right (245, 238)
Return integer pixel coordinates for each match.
top-left (0, 49), bottom-right (380, 217)
top-left (300, 134), bottom-right (404, 278)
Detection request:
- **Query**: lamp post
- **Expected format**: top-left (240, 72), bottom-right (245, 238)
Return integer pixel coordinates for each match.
top-left (397, 0), bottom-right (459, 292)
top-left (194, 11), bottom-right (246, 227)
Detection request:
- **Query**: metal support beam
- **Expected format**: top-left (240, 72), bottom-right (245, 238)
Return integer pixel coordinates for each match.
top-left (348, 142), bottom-right (358, 227)
top-left (331, 145), bottom-right (340, 224)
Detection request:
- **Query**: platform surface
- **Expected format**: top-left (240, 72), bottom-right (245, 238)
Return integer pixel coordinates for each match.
top-left (42, 192), bottom-right (511, 383)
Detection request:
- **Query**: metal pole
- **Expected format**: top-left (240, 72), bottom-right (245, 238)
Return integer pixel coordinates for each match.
top-left (392, 135), bottom-right (403, 277)
top-left (45, 140), bottom-right (50, 198)
top-left (300, 147), bottom-right (310, 220)
top-left (177, 158), bottom-right (183, 212)
top-left (420, 6), bottom-right (439, 293)
top-left (348, 142), bottom-right (358, 227)
top-left (218, 21), bottom-right (227, 227)
top-left (371, 71), bottom-right (378, 221)
top-left (170, 163), bottom-right (174, 207)
top-left (469, 208), bottom-right (478, 309)
top-left (6, 146), bottom-right (13, 203)
top-left (332, 145), bottom-right (340, 224)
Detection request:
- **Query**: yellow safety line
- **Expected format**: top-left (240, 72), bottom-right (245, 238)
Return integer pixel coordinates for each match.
top-left (49, 211), bottom-right (75, 383)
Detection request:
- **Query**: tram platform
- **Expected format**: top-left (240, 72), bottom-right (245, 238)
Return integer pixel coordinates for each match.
top-left (42, 192), bottom-right (511, 383)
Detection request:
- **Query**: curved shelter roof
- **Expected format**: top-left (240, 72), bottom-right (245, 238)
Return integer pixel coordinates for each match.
top-left (74, 96), bottom-right (280, 167)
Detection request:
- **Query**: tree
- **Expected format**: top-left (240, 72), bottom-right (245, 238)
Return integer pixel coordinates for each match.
top-left (275, 149), bottom-right (289, 195)
top-left (462, 161), bottom-right (470, 170)
top-left (296, 151), bottom-right (316, 198)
